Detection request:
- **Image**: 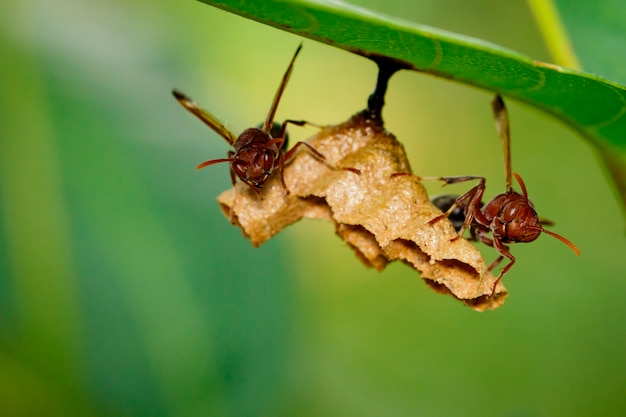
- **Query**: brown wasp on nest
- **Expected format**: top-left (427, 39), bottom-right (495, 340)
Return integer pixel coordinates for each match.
top-left (425, 95), bottom-right (579, 298)
top-left (173, 44), bottom-right (579, 311)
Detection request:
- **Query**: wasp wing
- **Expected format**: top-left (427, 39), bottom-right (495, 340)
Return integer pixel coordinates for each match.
top-left (491, 94), bottom-right (512, 192)
top-left (172, 89), bottom-right (237, 146)
top-left (262, 43), bottom-right (303, 134)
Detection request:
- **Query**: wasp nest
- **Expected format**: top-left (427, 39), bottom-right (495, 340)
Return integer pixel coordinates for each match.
top-left (217, 112), bottom-right (506, 310)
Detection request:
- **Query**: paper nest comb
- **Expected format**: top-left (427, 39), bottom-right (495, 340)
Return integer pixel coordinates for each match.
top-left (217, 112), bottom-right (507, 310)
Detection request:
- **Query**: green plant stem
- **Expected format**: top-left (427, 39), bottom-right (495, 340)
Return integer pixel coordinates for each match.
top-left (527, 0), bottom-right (581, 69)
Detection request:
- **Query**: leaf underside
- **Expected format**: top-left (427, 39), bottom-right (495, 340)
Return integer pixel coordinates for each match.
top-left (199, 0), bottom-right (626, 215)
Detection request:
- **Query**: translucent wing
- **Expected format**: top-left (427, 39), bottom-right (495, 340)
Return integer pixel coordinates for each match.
top-left (172, 89), bottom-right (237, 146)
top-left (262, 43), bottom-right (303, 133)
top-left (491, 94), bottom-right (512, 192)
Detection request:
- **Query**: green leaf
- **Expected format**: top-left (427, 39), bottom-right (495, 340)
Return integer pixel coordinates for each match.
top-left (553, 0), bottom-right (626, 86)
top-left (198, 0), bottom-right (626, 214)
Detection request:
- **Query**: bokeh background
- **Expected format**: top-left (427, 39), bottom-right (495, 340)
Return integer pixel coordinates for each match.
top-left (1, 0), bottom-right (625, 416)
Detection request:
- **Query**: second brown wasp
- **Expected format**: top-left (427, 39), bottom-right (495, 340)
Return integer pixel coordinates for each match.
top-left (172, 44), bottom-right (325, 196)
top-left (430, 95), bottom-right (580, 297)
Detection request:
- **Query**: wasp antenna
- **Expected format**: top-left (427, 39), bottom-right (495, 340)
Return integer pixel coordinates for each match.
top-left (196, 158), bottom-right (233, 170)
top-left (534, 227), bottom-right (581, 256)
top-left (512, 173), bottom-right (529, 200)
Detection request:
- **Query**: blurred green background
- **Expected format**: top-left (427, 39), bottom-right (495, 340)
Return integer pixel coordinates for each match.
top-left (1, 0), bottom-right (625, 416)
